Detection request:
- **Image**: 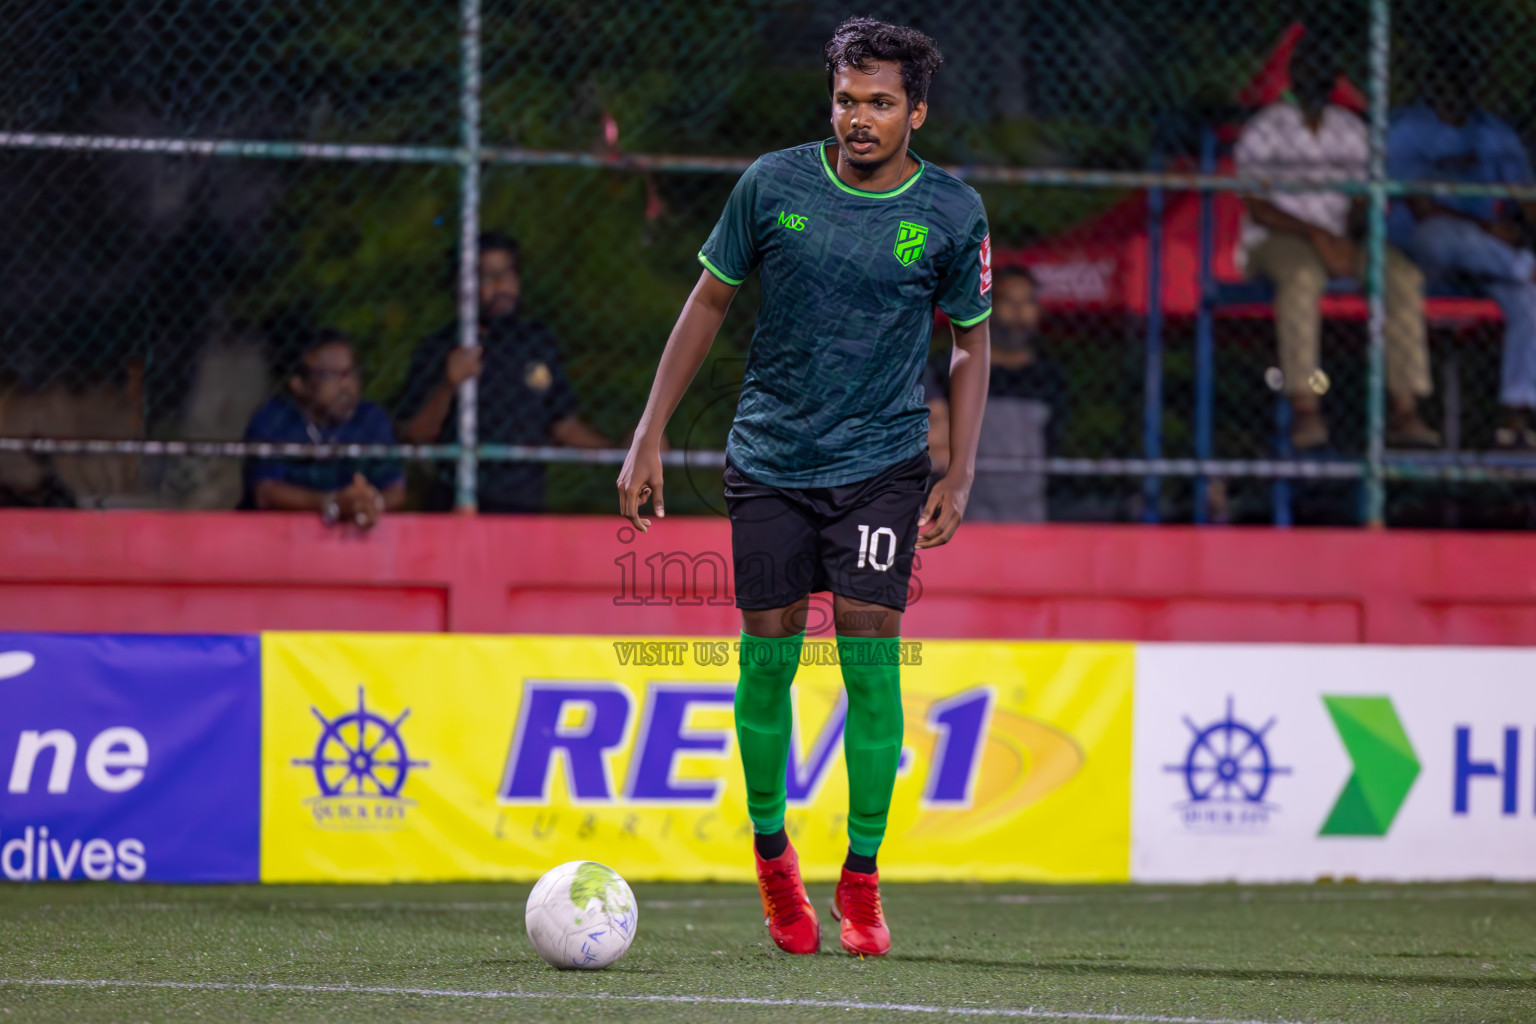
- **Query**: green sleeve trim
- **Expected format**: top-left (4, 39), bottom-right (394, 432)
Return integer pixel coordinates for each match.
top-left (697, 251), bottom-right (744, 286)
top-left (948, 307), bottom-right (993, 328)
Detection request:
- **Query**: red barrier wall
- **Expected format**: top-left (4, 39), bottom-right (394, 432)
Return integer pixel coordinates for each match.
top-left (2, 510), bottom-right (1536, 644)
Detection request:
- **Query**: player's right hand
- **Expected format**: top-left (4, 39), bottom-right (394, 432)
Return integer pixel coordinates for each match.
top-left (617, 436), bottom-right (665, 532)
top-left (917, 472), bottom-right (969, 548)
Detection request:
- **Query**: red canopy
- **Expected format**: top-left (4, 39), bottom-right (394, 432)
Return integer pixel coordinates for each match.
top-left (1236, 22), bottom-right (1367, 114)
top-left (1009, 175), bottom-right (1497, 324)
top-left (1007, 167), bottom-right (1244, 318)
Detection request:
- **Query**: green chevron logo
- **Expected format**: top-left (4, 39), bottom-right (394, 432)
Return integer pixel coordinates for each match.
top-left (894, 220), bottom-right (929, 266)
top-left (1319, 696), bottom-right (1420, 837)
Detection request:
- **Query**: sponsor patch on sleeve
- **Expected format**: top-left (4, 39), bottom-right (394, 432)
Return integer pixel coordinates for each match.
top-left (979, 233), bottom-right (993, 295)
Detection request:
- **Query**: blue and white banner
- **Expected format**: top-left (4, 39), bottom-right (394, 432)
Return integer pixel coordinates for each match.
top-left (4, 632), bottom-right (1536, 884)
top-left (1131, 645), bottom-right (1536, 882)
top-left (0, 634), bottom-right (261, 882)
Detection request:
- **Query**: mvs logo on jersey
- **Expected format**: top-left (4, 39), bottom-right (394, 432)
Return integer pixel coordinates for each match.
top-left (0, 634), bottom-right (260, 882)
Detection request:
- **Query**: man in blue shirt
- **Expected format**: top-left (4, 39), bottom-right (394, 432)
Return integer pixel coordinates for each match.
top-left (1388, 51), bottom-right (1536, 446)
top-left (242, 329), bottom-right (405, 528)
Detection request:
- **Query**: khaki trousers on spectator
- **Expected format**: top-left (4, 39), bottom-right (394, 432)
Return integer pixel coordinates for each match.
top-left (1247, 234), bottom-right (1431, 398)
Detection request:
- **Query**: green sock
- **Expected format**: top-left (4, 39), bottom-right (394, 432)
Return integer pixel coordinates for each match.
top-left (837, 635), bottom-right (904, 858)
top-left (734, 631), bottom-right (804, 836)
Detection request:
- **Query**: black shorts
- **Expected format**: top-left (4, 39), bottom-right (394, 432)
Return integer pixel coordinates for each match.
top-left (724, 451), bottom-right (931, 612)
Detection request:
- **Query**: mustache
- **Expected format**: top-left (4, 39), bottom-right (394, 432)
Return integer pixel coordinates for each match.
top-left (847, 130), bottom-right (877, 142)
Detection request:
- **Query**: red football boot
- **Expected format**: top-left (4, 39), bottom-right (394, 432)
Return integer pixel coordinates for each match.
top-left (830, 866), bottom-right (890, 956)
top-left (754, 841), bottom-right (821, 955)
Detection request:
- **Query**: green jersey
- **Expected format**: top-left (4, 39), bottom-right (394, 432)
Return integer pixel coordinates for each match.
top-left (699, 139), bottom-right (992, 488)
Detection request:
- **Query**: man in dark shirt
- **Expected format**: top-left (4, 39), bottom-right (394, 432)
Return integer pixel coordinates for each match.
top-left (242, 328), bottom-right (405, 528)
top-left (926, 266), bottom-right (1066, 521)
top-left (396, 231), bottom-right (607, 511)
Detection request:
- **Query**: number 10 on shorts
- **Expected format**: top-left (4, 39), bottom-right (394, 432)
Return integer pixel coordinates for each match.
top-left (855, 524), bottom-right (898, 571)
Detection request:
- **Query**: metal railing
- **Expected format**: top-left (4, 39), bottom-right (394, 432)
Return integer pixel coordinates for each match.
top-left (2, 0), bottom-right (1534, 525)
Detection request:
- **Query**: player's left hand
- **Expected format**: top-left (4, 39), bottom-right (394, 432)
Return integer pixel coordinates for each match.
top-left (917, 472), bottom-right (969, 548)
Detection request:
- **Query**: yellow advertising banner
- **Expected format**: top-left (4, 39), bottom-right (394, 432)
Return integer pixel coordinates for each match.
top-left (261, 634), bottom-right (1133, 883)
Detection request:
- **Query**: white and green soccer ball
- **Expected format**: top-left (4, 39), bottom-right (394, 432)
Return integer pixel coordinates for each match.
top-left (525, 860), bottom-right (638, 969)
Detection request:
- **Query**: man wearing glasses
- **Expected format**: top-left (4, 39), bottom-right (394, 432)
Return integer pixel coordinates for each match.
top-left (240, 327), bottom-right (405, 529)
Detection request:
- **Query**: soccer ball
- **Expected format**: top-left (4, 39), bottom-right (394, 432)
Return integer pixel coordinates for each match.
top-left (524, 860), bottom-right (638, 970)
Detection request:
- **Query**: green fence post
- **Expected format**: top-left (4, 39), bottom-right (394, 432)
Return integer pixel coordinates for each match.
top-left (455, 0), bottom-right (483, 512)
top-left (1364, 0), bottom-right (1392, 526)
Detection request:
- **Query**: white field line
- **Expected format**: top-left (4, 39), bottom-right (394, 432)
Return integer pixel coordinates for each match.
top-left (0, 978), bottom-right (1347, 1024)
top-left (995, 888), bottom-right (1536, 905)
top-left (31, 898), bottom-right (758, 913)
top-left (22, 888), bottom-right (1530, 916)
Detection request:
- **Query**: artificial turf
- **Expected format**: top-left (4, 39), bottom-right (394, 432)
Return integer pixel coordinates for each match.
top-left (0, 881), bottom-right (1533, 1023)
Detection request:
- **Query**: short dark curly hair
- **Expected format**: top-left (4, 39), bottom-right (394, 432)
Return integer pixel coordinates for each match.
top-left (824, 17), bottom-right (943, 109)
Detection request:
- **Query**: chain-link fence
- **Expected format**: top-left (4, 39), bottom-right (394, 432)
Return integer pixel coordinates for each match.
top-left (3, 1), bottom-right (1536, 525)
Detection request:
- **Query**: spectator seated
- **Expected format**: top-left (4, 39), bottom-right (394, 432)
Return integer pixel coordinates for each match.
top-left (1205, 264), bottom-right (1500, 326)
top-left (241, 328), bottom-right (405, 529)
top-left (1196, 149), bottom-right (1503, 461)
top-left (1194, 127), bottom-right (1504, 526)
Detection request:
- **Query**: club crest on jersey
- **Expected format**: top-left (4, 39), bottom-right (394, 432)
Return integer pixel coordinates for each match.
top-left (893, 221), bottom-right (929, 266)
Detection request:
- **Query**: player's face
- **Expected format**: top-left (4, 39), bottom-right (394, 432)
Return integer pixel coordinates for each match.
top-left (479, 248), bottom-right (521, 320)
top-left (830, 61), bottom-right (927, 172)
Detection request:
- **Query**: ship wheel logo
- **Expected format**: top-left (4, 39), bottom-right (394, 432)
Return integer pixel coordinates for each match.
top-left (294, 687), bottom-right (429, 799)
top-left (1165, 696), bottom-right (1290, 804)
